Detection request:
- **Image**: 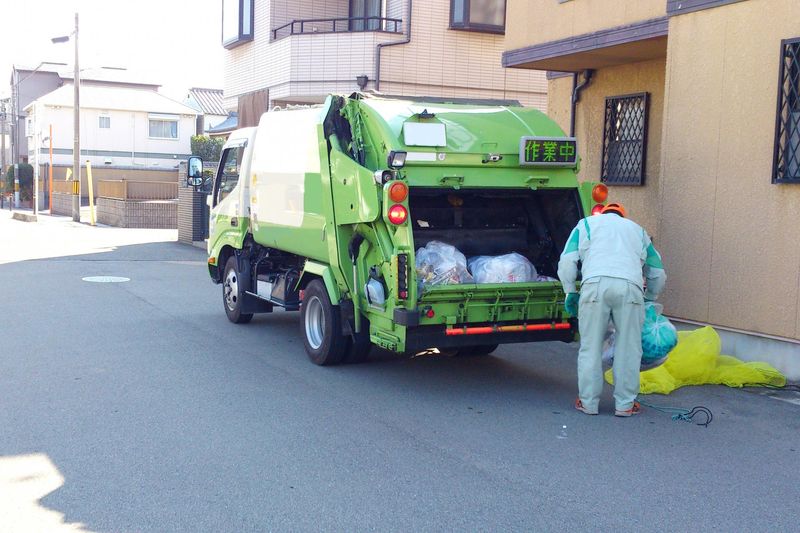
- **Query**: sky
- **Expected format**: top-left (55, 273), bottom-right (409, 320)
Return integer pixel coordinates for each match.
top-left (0, 0), bottom-right (225, 100)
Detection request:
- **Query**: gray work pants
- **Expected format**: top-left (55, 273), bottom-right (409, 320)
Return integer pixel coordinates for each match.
top-left (577, 276), bottom-right (645, 412)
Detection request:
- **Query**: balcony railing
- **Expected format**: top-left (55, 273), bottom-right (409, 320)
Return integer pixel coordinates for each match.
top-left (272, 16), bottom-right (402, 41)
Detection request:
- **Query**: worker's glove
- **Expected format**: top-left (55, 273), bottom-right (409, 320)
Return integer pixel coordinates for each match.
top-left (564, 293), bottom-right (579, 316)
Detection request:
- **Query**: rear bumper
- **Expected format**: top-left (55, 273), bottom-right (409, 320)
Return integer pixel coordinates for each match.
top-left (404, 320), bottom-right (577, 352)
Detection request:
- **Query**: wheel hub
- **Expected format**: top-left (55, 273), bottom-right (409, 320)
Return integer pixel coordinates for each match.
top-left (304, 296), bottom-right (325, 350)
top-left (224, 269), bottom-right (239, 311)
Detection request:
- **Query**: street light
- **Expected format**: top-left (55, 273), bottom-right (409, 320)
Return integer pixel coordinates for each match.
top-left (52, 12), bottom-right (80, 222)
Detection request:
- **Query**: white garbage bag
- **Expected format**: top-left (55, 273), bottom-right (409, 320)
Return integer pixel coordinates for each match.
top-left (415, 241), bottom-right (474, 289)
top-left (467, 253), bottom-right (537, 284)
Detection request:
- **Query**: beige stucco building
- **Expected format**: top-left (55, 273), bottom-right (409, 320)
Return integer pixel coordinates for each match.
top-left (503, 0), bottom-right (800, 377)
top-left (221, 0), bottom-right (546, 121)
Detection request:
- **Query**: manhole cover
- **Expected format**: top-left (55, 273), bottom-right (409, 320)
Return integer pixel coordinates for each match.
top-left (82, 276), bottom-right (130, 283)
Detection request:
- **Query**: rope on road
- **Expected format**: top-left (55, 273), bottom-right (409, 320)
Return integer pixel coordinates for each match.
top-left (637, 398), bottom-right (713, 427)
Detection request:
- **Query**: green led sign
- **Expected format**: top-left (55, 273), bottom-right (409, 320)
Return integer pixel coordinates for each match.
top-left (519, 136), bottom-right (578, 167)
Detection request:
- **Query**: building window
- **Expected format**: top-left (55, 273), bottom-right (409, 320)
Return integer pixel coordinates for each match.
top-left (222, 0), bottom-right (254, 49)
top-left (99, 116), bottom-right (110, 129)
top-left (149, 116), bottom-right (178, 139)
top-left (350, 0), bottom-right (382, 31)
top-left (601, 93), bottom-right (650, 186)
top-left (773, 38), bottom-right (800, 183)
top-left (450, 0), bottom-right (506, 34)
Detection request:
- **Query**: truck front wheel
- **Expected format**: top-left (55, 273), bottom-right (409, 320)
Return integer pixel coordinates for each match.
top-left (301, 279), bottom-right (347, 366)
top-left (223, 256), bottom-right (253, 324)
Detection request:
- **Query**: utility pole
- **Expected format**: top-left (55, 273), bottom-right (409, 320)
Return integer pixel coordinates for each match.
top-left (1, 100), bottom-right (6, 209)
top-left (72, 12), bottom-right (81, 222)
top-left (1, 99), bottom-right (6, 187)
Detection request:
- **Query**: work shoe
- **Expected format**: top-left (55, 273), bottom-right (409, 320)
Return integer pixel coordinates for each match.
top-left (614, 401), bottom-right (642, 417)
top-left (574, 398), bottom-right (598, 415)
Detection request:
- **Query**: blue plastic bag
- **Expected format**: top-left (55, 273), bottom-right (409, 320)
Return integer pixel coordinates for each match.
top-left (601, 302), bottom-right (677, 370)
top-left (641, 302), bottom-right (678, 363)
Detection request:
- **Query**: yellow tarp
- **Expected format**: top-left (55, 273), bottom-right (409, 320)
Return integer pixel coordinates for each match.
top-left (604, 326), bottom-right (786, 394)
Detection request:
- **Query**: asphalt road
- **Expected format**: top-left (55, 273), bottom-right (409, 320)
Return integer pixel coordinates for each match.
top-left (1, 212), bottom-right (798, 532)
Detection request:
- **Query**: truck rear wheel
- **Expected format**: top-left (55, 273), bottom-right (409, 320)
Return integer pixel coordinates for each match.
top-left (456, 344), bottom-right (498, 357)
top-left (301, 279), bottom-right (348, 366)
top-left (223, 256), bottom-right (253, 324)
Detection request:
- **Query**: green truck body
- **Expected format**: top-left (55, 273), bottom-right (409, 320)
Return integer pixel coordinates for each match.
top-left (192, 94), bottom-right (602, 365)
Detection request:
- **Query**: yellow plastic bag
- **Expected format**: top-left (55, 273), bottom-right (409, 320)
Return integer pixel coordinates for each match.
top-left (604, 326), bottom-right (786, 394)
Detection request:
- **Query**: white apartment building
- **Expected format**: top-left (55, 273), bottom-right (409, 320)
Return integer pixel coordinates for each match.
top-left (222, 0), bottom-right (547, 122)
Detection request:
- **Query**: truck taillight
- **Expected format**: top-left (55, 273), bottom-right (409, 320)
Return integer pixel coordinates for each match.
top-left (388, 181), bottom-right (408, 203)
top-left (591, 204), bottom-right (604, 215)
top-left (397, 253), bottom-right (409, 300)
top-left (592, 183), bottom-right (608, 203)
top-left (388, 204), bottom-right (408, 225)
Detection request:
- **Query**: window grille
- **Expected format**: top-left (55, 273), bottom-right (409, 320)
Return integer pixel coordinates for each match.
top-left (773, 38), bottom-right (800, 183)
top-left (601, 93), bottom-right (649, 186)
top-left (99, 116), bottom-right (110, 129)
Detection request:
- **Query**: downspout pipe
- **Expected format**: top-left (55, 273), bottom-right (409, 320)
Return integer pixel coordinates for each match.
top-left (569, 69), bottom-right (594, 137)
top-left (375, 0), bottom-right (412, 92)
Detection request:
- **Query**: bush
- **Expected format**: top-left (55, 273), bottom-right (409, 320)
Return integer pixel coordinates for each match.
top-left (191, 135), bottom-right (224, 162)
top-left (3, 166), bottom-right (12, 194)
top-left (17, 164), bottom-right (33, 201)
top-left (4, 164), bottom-right (33, 198)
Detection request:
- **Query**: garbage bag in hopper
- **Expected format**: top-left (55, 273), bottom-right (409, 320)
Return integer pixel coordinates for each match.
top-left (415, 241), bottom-right (474, 289)
top-left (467, 253), bottom-right (537, 284)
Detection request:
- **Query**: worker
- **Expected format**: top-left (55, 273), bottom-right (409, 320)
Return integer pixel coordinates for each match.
top-left (557, 202), bottom-right (666, 417)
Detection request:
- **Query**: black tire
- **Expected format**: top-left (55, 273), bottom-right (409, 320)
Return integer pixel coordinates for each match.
top-left (455, 344), bottom-right (498, 357)
top-left (343, 316), bottom-right (371, 364)
top-left (301, 279), bottom-right (348, 366)
top-left (222, 256), bottom-right (253, 324)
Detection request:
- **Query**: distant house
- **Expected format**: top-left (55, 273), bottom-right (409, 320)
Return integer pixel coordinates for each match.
top-left (24, 84), bottom-right (198, 198)
top-left (206, 112), bottom-right (238, 139)
top-left (8, 63), bottom-right (161, 165)
top-left (184, 88), bottom-right (230, 135)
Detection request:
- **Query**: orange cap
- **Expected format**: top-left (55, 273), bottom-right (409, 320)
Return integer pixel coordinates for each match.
top-left (601, 202), bottom-right (627, 218)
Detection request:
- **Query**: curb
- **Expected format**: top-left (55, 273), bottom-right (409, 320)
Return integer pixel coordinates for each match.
top-left (12, 212), bottom-right (38, 223)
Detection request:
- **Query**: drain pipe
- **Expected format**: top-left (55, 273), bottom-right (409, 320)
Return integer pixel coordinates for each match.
top-left (375, 0), bottom-right (412, 92)
top-left (569, 69), bottom-right (594, 137)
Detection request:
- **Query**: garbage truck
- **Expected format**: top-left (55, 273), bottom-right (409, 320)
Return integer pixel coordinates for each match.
top-left (187, 93), bottom-right (611, 365)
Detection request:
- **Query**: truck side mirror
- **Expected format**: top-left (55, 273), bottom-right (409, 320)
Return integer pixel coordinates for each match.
top-left (187, 156), bottom-right (204, 187)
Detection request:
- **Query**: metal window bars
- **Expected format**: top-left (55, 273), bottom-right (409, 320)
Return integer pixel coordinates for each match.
top-left (271, 16), bottom-right (403, 41)
top-left (773, 38), bottom-right (800, 184)
top-left (601, 92), bottom-right (649, 186)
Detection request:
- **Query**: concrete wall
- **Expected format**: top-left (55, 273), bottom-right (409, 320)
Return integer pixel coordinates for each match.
top-left (505, 0), bottom-right (665, 52)
top-left (97, 198), bottom-right (177, 229)
top-left (548, 59), bottom-right (667, 239)
top-left (29, 104), bottom-right (193, 170)
top-left (51, 192), bottom-right (73, 216)
top-left (41, 164), bottom-right (177, 200)
top-left (658, 0), bottom-right (800, 340)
